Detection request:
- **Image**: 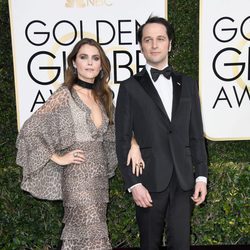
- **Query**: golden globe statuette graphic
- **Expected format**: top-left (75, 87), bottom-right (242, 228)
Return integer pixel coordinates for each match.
top-left (233, 32), bottom-right (250, 91)
top-left (199, 0), bottom-right (250, 141)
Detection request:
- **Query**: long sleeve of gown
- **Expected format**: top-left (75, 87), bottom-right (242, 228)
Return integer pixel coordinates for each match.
top-left (16, 86), bottom-right (75, 200)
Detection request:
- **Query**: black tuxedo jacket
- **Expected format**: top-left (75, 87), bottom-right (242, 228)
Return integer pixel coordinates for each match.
top-left (115, 67), bottom-right (208, 192)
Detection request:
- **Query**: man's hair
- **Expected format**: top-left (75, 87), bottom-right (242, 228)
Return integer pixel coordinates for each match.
top-left (137, 16), bottom-right (175, 44)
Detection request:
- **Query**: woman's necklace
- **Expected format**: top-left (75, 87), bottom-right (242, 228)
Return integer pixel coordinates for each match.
top-left (75, 79), bottom-right (96, 90)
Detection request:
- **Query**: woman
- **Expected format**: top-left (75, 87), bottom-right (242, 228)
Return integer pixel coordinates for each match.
top-left (16, 38), bottom-right (144, 249)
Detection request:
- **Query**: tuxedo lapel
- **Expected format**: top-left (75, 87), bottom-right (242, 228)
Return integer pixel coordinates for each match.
top-left (134, 68), bottom-right (171, 125)
top-left (171, 72), bottom-right (182, 118)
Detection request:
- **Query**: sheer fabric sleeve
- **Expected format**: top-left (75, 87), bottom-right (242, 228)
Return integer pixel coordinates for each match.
top-left (103, 104), bottom-right (117, 178)
top-left (16, 87), bottom-right (75, 200)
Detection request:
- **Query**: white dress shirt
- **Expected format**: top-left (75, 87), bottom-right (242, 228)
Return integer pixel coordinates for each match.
top-left (146, 64), bottom-right (173, 120)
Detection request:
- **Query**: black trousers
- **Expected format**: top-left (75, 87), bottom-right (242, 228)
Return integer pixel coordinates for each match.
top-left (136, 171), bottom-right (193, 250)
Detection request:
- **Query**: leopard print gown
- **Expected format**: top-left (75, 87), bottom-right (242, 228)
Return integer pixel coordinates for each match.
top-left (16, 86), bottom-right (117, 250)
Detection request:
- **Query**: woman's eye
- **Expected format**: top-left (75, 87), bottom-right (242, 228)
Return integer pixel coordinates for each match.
top-left (93, 56), bottom-right (100, 61)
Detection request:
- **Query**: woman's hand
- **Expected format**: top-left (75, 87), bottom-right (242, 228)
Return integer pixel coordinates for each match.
top-left (51, 150), bottom-right (85, 166)
top-left (127, 144), bottom-right (145, 176)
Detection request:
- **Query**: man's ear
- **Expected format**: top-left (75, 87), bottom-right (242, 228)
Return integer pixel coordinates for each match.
top-left (139, 44), bottom-right (144, 53)
top-left (168, 41), bottom-right (172, 52)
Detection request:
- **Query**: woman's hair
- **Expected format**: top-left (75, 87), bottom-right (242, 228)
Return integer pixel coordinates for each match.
top-left (64, 38), bottom-right (114, 123)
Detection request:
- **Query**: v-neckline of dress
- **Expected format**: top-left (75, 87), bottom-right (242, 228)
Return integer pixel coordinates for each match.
top-left (71, 88), bottom-right (106, 131)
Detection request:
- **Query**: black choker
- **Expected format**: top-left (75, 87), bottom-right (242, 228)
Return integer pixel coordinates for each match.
top-left (75, 79), bottom-right (96, 89)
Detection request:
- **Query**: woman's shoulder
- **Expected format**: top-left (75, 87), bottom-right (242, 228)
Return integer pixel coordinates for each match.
top-left (47, 85), bottom-right (72, 103)
top-left (35, 85), bottom-right (72, 115)
top-left (53, 84), bottom-right (71, 98)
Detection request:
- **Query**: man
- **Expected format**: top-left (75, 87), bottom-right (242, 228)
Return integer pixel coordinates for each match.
top-left (115, 16), bottom-right (208, 250)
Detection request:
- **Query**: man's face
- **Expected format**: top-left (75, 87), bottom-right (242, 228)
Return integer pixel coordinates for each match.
top-left (140, 23), bottom-right (171, 69)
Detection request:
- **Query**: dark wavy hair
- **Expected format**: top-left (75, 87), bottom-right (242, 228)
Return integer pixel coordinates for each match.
top-left (137, 16), bottom-right (175, 45)
top-left (64, 38), bottom-right (113, 123)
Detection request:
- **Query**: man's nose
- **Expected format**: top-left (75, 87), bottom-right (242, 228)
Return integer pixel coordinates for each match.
top-left (152, 40), bottom-right (158, 48)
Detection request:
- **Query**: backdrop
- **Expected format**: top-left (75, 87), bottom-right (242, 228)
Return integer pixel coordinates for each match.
top-left (8, 0), bottom-right (167, 129)
top-left (0, 0), bottom-right (249, 249)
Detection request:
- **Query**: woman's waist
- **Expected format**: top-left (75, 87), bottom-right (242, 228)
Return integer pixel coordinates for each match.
top-left (63, 141), bottom-right (104, 153)
top-left (61, 141), bottom-right (106, 163)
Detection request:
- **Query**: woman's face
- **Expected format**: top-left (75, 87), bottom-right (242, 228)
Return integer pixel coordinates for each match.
top-left (74, 44), bottom-right (102, 83)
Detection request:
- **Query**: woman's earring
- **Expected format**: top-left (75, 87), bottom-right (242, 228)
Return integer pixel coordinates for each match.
top-left (100, 70), bottom-right (104, 79)
top-left (73, 66), bottom-right (77, 76)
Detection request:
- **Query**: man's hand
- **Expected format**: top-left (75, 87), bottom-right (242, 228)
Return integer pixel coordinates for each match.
top-left (131, 184), bottom-right (153, 208)
top-left (191, 181), bottom-right (207, 206)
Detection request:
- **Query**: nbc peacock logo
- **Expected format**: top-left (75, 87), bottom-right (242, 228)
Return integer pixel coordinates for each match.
top-left (65, 0), bottom-right (112, 8)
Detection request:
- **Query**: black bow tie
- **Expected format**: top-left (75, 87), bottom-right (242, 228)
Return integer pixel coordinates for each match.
top-left (150, 66), bottom-right (173, 81)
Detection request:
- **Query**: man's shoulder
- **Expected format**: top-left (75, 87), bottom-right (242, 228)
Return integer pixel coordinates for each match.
top-left (120, 75), bottom-right (135, 84)
top-left (120, 67), bottom-right (147, 86)
top-left (182, 73), bottom-right (196, 82)
top-left (173, 70), bottom-right (197, 84)
top-left (120, 75), bottom-right (140, 87)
